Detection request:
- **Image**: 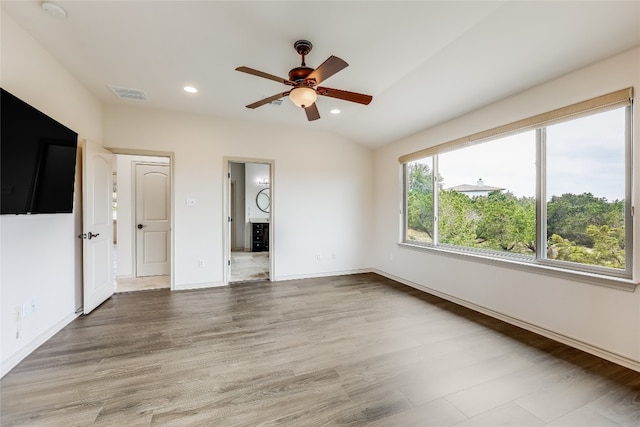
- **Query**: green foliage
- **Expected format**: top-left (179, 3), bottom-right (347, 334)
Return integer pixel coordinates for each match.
top-left (547, 193), bottom-right (624, 247)
top-left (438, 190), bottom-right (477, 246)
top-left (407, 191), bottom-right (433, 238)
top-left (406, 162), bottom-right (434, 240)
top-left (407, 162), bottom-right (433, 194)
top-left (406, 171), bottom-right (625, 269)
top-left (473, 192), bottom-right (535, 252)
top-left (547, 225), bottom-right (625, 269)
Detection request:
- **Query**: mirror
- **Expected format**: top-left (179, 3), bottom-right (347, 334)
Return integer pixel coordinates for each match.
top-left (256, 187), bottom-right (270, 213)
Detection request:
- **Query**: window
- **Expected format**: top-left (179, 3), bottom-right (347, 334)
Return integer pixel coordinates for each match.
top-left (438, 131), bottom-right (536, 255)
top-left (405, 158), bottom-right (434, 243)
top-left (402, 89), bottom-right (633, 281)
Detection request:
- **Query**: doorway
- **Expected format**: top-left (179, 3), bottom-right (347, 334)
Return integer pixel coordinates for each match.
top-left (226, 159), bottom-right (273, 283)
top-left (112, 153), bottom-right (172, 292)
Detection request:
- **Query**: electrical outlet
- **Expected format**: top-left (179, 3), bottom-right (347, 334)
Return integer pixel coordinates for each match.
top-left (332, 252), bottom-right (337, 260)
top-left (317, 253), bottom-right (321, 260)
top-left (198, 259), bottom-right (205, 268)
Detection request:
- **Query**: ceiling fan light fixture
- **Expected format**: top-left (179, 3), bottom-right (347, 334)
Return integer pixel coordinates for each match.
top-left (289, 87), bottom-right (317, 108)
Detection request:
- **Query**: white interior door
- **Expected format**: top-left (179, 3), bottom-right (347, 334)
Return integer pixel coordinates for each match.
top-left (82, 140), bottom-right (114, 314)
top-left (135, 163), bottom-right (170, 277)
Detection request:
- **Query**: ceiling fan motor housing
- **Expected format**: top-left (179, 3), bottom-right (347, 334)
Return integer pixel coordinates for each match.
top-left (288, 66), bottom-right (314, 83)
top-left (290, 40), bottom-right (315, 84)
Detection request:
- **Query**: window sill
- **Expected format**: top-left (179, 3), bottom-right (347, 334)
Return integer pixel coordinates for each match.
top-left (398, 242), bottom-right (637, 292)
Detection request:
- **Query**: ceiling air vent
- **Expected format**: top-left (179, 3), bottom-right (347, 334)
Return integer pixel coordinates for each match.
top-left (270, 99), bottom-right (283, 106)
top-left (108, 85), bottom-right (148, 101)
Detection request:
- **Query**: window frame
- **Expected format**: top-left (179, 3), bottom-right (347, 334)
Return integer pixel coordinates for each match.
top-left (401, 89), bottom-right (635, 289)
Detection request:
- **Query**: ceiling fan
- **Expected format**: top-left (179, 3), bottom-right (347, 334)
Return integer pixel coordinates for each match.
top-left (235, 40), bottom-right (373, 121)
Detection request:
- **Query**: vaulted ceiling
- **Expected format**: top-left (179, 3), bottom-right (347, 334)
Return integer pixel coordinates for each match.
top-left (2, 1), bottom-right (639, 147)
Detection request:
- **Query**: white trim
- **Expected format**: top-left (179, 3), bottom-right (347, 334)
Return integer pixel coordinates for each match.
top-left (275, 268), bottom-right (371, 282)
top-left (373, 269), bottom-right (640, 373)
top-left (1, 312), bottom-right (79, 378)
top-left (223, 157), bottom-right (275, 286)
top-left (398, 242), bottom-right (637, 292)
top-left (173, 281), bottom-right (226, 291)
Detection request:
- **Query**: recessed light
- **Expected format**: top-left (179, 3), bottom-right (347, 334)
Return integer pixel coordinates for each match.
top-left (41, 1), bottom-right (67, 18)
top-left (330, 109), bottom-right (341, 115)
top-left (183, 86), bottom-right (198, 93)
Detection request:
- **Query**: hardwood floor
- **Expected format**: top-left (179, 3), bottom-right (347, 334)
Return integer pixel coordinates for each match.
top-left (116, 275), bottom-right (170, 293)
top-left (2, 273), bottom-right (640, 426)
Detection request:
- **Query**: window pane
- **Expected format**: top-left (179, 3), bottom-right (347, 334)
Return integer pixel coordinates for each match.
top-left (546, 108), bottom-right (626, 270)
top-left (406, 159), bottom-right (434, 244)
top-left (438, 131), bottom-right (536, 255)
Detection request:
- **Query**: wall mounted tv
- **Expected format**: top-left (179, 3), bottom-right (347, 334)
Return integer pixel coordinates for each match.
top-left (1, 88), bottom-right (79, 215)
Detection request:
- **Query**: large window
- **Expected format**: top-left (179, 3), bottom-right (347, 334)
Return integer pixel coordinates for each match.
top-left (403, 89), bottom-right (633, 280)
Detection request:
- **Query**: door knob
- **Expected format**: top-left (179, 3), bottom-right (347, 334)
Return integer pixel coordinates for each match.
top-left (87, 232), bottom-right (100, 240)
top-left (137, 224), bottom-right (146, 229)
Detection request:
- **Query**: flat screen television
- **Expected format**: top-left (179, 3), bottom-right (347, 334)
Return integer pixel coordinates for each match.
top-left (1, 88), bottom-right (79, 214)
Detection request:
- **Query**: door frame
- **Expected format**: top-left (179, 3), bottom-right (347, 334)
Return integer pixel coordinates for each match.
top-left (223, 157), bottom-right (275, 284)
top-left (107, 148), bottom-right (175, 290)
top-left (230, 180), bottom-right (237, 251)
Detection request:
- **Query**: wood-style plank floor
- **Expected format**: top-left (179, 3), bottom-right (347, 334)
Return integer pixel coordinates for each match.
top-left (2, 273), bottom-right (640, 426)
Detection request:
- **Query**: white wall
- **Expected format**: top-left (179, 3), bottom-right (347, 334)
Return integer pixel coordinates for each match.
top-left (245, 162), bottom-right (270, 223)
top-left (372, 48), bottom-right (640, 370)
top-left (244, 162), bottom-right (270, 250)
top-left (1, 12), bottom-right (103, 376)
top-left (102, 106), bottom-right (374, 287)
top-left (229, 162), bottom-right (246, 250)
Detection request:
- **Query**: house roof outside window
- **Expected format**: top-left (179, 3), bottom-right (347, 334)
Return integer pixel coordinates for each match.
top-left (448, 179), bottom-right (505, 197)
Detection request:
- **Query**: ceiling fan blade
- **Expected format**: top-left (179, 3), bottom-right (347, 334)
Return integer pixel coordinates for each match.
top-left (317, 87), bottom-right (373, 105)
top-left (304, 103), bottom-right (320, 121)
top-left (236, 66), bottom-right (295, 86)
top-left (306, 56), bottom-right (348, 85)
top-left (245, 92), bottom-right (290, 109)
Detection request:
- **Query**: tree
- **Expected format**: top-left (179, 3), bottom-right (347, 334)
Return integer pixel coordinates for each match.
top-left (472, 191), bottom-right (535, 253)
top-left (406, 162), bottom-right (435, 240)
top-left (438, 189), bottom-right (477, 246)
top-left (407, 191), bottom-right (433, 238)
top-left (547, 193), bottom-right (623, 248)
top-left (547, 226), bottom-right (625, 269)
top-left (587, 225), bottom-right (625, 268)
top-left (407, 170), bottom-right (624, 269)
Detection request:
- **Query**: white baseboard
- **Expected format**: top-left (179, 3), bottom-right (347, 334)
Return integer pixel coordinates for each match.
top-left (274, 268), bottom-right (371, 282)
top-left (1, 312), bottom-right (80, 378)
top-left (172, 269), bottom-right (371, 289)
top-left (173, 281), bottom-right (226, 291)
top-left (372, 269), bottom-right (640, 373)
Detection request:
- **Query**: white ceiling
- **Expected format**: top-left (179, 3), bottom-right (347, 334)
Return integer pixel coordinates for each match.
top-left (2, 1), bottom-right (639, 148)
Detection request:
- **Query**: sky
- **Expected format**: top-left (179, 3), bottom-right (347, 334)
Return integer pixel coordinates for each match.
top-left (434, 108), bottom-right (626, 201)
